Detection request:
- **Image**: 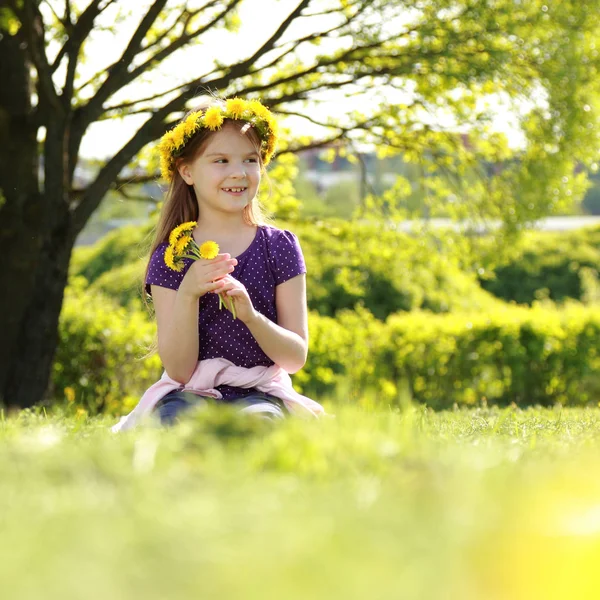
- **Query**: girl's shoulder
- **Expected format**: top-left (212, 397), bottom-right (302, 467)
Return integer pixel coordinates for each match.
top-left (257, 225), bottom-right (306, 283)
top-left (146, 241), bottom-right (192, 293)
top-left (258, 224), bottom-right (302, 248)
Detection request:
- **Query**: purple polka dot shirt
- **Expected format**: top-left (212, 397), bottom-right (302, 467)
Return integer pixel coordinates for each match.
top-left (146, 225), bottom-right (306, 401)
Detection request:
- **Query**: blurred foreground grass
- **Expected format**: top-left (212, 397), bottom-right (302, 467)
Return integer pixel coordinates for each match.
top-left (2, 403), bottom-right (600, 600)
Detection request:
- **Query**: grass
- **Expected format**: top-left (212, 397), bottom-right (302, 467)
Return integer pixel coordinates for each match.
top-left (2, 402), bottom-right (600, 599)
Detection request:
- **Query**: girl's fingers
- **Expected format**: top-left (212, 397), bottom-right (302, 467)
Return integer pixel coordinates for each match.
top-left (207, 264), bottom-right (235, 280)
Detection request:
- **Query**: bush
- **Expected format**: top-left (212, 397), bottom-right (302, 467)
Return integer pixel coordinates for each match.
top-left (293, 219), bottom-right (500, 319)
top-left (53, 280), bottom-right (162, 415)
top-left (89, 260), bottom-right (147, 308)
top-left (297, 303), bottom-right (600, 410)
top-left (70, 223), bottom-right (152, 284)
top-left (480, 227), bottom-right (600, 305)
top-left (54, 282), bottom-right (600, 413)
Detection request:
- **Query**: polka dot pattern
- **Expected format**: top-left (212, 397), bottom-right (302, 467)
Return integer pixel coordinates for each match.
top-left (146, 226), bottom-right (306, 400)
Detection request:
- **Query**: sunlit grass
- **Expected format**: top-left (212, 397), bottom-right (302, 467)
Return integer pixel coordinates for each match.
top-left (2, 403), bottom-right (600, 599)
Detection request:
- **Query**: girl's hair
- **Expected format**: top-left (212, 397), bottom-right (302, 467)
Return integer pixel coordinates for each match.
top-left (143, 99), bottom-right (273, 299)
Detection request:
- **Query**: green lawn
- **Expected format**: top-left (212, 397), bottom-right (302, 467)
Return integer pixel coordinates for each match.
top-left (1, 403), bottom-right (600, 600)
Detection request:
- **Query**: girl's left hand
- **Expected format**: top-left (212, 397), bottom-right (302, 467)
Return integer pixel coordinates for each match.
top-left (216, 275), bottom-right (257, 324)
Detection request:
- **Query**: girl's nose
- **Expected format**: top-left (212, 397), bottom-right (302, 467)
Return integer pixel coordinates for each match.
top-left (231, 166), bottom-right (247, 178)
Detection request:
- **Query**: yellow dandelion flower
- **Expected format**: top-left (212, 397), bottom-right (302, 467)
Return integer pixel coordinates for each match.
top-left (164, 245), bottom-right (184, 272)
top-left (164, 245), bottom-right (176, 269)
top-left (169, 227), bottom-right (180, 246)
top-left (160, 156), bottom-right (172, 181)
top-left (179, 221), bottom-right (197, 234)
top-left (175, 235), bottom-right (191, 255)
top-left (226, 97), bottom-right (247, 119)
top-left (204, 106), bottom-right (224, 130)
top-left (171, 126), bottom-right (186, 150)
top-left (184, 112), bottom-right (202, 136)
top-left (169, 221), bottom-right (197, 246)
top-left (266, 115), bottom-right (279, 135)
top-left (64, 386), bottom-right (75, 403)
top-left (248, 100), bottom-right (271, 120)
top-left (161, 130), bottom-right (175, 150)
top-left (199, 240), bottom-right (220, 260)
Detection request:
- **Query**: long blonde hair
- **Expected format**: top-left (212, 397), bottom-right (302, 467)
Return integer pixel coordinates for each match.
top-left (144, 100), bottom-right (273, 296)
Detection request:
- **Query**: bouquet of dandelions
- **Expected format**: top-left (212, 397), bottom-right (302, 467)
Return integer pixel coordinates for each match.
top-left (164, 221), bottom-right (236, 319)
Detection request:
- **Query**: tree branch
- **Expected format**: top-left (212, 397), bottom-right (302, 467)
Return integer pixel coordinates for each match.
top-left (70, 173), bottom-right (159, 198)
top-left (140, 0), bottom-right (221, 53)
top-left (50, 0), bottom-right (113, 73)
top-left (275, 109), bottom-right (344, 130)
top-left (64, 0), bottom-right (72, 25)
top-left (82, 0), bottom-right (241, 127)
top-left (22, 0), bottom-right (61, 112)
top-left (42, 0), bottom-right (68, 28)
top-left (247, 8), bottom-right (360, 75)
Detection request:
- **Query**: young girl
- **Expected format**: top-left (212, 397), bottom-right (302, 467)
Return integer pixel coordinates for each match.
top-left (112, 98), bottom-right (324, 432)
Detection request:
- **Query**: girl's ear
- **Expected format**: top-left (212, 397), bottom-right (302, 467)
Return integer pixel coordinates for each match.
top-left (177, 161), bottom-right (193, 185)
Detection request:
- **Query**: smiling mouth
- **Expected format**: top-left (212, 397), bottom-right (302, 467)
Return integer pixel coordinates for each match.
top-left (222, 187), bottom-right (247, 193)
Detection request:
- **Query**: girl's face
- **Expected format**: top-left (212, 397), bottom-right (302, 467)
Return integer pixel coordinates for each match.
top-left (178, 123), bottom-right (262, 219)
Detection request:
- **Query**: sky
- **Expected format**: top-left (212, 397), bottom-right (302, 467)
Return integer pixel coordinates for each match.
top-left (41, 0), bottom-right (529, 160)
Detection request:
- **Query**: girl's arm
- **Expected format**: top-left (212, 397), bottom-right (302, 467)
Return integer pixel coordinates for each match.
top-left (152, 286), bottom-right (200, 383)
top-left (242, 274), bottom-right (309, 374)
top-left (152, 254), bottom-right (238, 383)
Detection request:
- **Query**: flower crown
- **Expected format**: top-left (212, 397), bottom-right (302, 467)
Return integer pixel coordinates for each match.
top-left (157, 98), bottom-right (279, 181)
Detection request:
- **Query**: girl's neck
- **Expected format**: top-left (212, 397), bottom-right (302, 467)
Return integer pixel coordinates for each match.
top-left (194, 214), bottom-right (257, 246)
top-left (194, 213), bottom-right (250, 238)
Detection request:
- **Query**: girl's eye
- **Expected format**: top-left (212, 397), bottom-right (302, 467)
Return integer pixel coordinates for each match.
top-left (244, 158), bottom-right (258, 163)
top-left (215, 159), bottom-right (227, 163)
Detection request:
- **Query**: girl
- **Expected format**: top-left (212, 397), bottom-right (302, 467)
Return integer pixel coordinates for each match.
top-left (112, 98), bottom-right (324, 432)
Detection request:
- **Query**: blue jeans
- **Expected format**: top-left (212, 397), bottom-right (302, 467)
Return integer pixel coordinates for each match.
top-left (153, 390), bottom-right (287, 426)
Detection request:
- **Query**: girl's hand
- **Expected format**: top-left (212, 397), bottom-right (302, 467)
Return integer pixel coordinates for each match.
top-left (217, 275), bottom-right (257, 324)
top-left (178, 253), bottom-right (237, 300)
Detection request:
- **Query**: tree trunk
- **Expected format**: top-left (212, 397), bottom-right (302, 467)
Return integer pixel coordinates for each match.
top-left (2, 216), bottom-right (76, 409)
top-left (0, 28), bottom-right (76, 409)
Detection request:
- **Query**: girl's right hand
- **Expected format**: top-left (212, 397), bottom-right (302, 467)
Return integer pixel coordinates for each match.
top-left (178, 253), bottom-right (238, 299)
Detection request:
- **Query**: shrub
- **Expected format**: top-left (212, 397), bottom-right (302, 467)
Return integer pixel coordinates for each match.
top-left (480, 227), bottom-right (600, 305)
top-left (70, 223), bottom-right (152, 284)
top-left (293, 220), bottom-right (500, 319)
top-left (298, 303), bottom-right (600, 410)
top-left (52, 280), bottom-right (161, 415)
top-left (54, 284), bottom-right (600, 413)
top-left (89, 260), bottom-right (146, 308)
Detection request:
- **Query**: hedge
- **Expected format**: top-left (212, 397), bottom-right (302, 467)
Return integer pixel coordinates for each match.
top-left (54, 283), bottom-right (600, 413)
top-left (296, 302), bottom-right (600, 410)
top-left (479, 226), bottom-right (600, 305)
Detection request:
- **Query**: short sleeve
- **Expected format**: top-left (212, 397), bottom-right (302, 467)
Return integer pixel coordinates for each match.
top-left (145, 242), bottom-right (192, 295)
top-left (270, 229), bottom-right (307, 285)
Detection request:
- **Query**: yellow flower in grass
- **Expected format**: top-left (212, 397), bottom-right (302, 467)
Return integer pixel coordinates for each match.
top-left (226, 97), bottom-right (247, 118)
top-left (204, 106), bottom-right (224, 130)
top-left (64, 387), bottom-right (75, 403)
top-left (199, 240), bottom-right (220, 260)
